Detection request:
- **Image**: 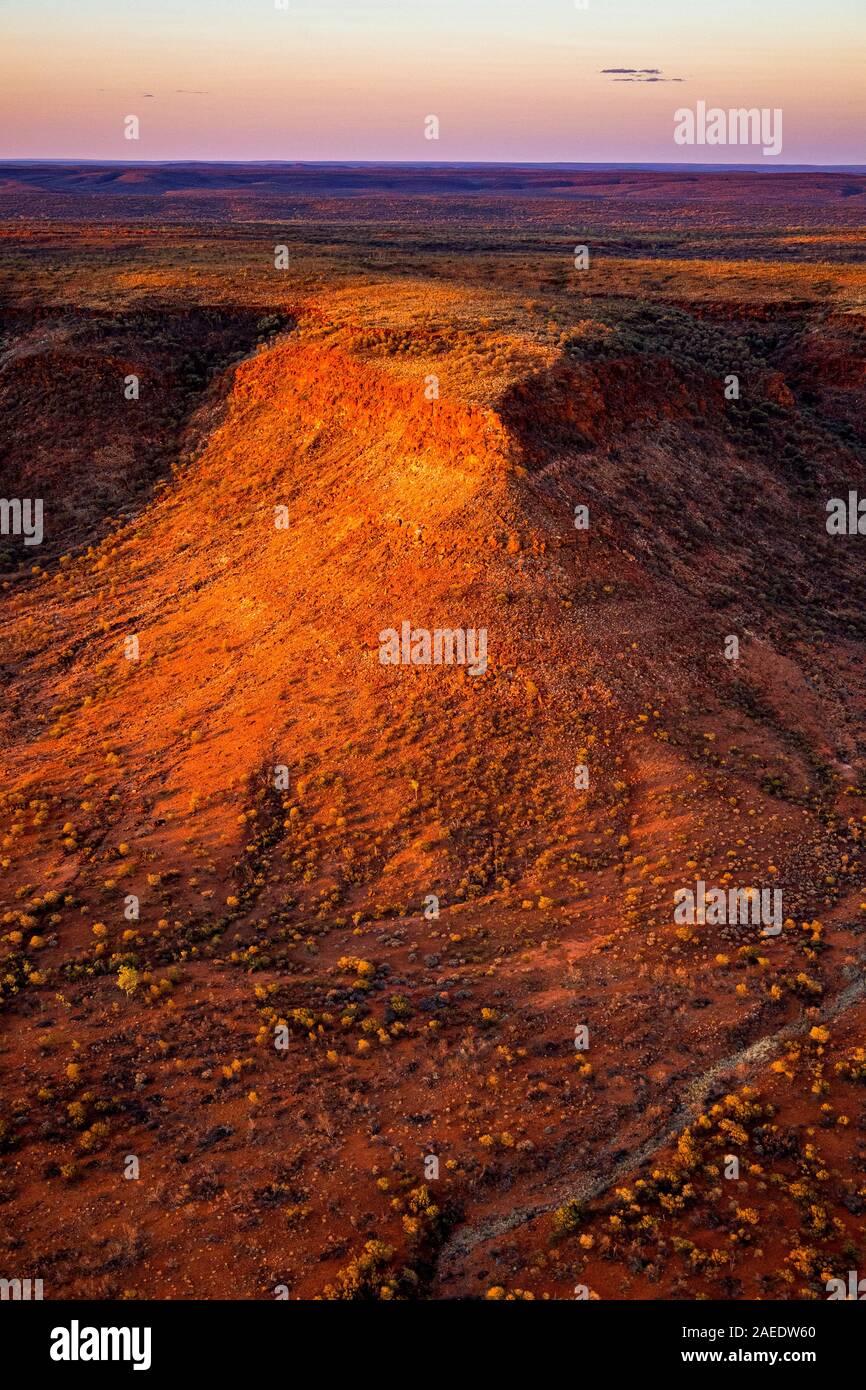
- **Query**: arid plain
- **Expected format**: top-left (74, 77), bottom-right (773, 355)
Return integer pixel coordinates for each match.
top-left (1, 166), bottom-right (866, 1300)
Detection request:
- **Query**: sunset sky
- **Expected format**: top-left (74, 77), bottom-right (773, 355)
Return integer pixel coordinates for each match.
top-left (1, 0), bottom-right (862, 164)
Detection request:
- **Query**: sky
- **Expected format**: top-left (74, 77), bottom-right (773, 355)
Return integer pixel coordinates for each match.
top-left (0, 0), bottom-right (862, 164)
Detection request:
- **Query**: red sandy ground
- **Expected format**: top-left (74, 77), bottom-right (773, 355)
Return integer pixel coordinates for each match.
top-left (1, 180), bottom-right (866, 1298)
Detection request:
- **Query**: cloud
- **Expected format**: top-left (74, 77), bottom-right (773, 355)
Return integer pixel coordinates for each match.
top-left (176, 89), bottom-right (209, 95)
top-left (601, 68), bottom-right (683, 82)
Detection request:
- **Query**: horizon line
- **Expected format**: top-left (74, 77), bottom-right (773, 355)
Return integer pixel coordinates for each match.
top-left (2, 159), bottom-right (865, 174)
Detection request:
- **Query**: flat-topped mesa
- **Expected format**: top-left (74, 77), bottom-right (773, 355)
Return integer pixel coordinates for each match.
top-left (231, 336), bottom-right (515, 474)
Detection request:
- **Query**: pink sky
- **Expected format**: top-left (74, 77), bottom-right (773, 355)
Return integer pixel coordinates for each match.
top-left (1, 0), bottom-right (862, 164)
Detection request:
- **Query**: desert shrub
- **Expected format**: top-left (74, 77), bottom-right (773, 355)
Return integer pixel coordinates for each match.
top-left (552, 1198), bottom-right (584, 1236)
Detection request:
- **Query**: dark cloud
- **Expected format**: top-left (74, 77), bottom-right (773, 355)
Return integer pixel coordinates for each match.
top-left (601, 68), bottom-right (683, 82)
